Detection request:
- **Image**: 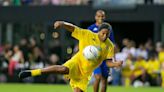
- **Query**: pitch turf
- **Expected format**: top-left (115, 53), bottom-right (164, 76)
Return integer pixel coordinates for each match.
top-left (0, 83), bottom-right (163, 92)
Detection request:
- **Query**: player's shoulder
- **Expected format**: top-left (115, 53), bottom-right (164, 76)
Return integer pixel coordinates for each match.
top-left (77, 26), bottom-right (95, 35)
top-left (88, 24), bottom-right (97, 29)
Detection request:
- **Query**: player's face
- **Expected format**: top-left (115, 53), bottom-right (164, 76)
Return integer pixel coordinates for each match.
top-left (95, 11), bottom-right (105, 24)
top-left (98, 29), bottom-right (110, 42)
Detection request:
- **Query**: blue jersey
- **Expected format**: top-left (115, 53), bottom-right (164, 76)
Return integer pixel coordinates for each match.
top-left (88, 23), bottom-right (115, 43)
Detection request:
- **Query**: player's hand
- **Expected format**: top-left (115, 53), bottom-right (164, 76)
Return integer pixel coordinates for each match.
top-left (115, 61), bottom-right (123, 68)
top-left (54, 21), bottom-right (64, 29)
top-left (18, 70), bottom-right (32, 79)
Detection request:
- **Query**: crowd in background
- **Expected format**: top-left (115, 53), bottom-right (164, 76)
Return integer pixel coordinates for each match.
top-left (0, 0), bottom-right (164, 6)
top-left (0, 36), bottom-right (164, 87)
top-left (110, 38), bottom-right (164, 87)
top-left (0, 0), bottom-right (90, 6)
top-left (0, 37), bottom-right (65, 83)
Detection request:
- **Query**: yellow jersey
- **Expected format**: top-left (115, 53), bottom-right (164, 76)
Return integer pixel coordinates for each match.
top-left (71, 26), bottom-right (114, 77)
top-left (147, 59), bottom-right (160, 77)
top-left (159, 51), bottom-right (164, 63)
top-left (133, 59), bottom-right (147, 77)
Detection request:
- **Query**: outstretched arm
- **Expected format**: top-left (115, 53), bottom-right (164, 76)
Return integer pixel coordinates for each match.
top-left (54, 21), bottom-right (75, 32)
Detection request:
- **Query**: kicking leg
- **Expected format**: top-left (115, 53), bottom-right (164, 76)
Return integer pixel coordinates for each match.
top-left (19, 65), bottom-right (69, 79)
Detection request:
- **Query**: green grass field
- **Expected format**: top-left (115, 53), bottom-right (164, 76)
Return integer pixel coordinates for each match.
top-left (0, 83), bottom-right (163, 92)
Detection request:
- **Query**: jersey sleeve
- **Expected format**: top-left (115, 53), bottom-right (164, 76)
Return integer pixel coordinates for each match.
top-left (71, 26), bottom-right (92, 40)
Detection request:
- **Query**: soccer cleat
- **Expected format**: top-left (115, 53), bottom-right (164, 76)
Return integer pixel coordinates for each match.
top-left (19, 70), bottom-right (32, 79)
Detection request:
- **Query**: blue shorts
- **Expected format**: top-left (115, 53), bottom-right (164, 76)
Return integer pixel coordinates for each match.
top-left (93, 61), bottom-right (109, 78)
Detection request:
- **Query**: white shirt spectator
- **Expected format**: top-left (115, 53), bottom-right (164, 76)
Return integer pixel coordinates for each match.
top-left (136, 48), bottom-right (148, 60)
top-left (122, 47), bottom-right (136, 58)
top-left (115, 52), bottom-right (127, 66)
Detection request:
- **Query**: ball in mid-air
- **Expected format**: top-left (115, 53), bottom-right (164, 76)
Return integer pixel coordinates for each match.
top-left (83, 45), bottom-right (100, 61)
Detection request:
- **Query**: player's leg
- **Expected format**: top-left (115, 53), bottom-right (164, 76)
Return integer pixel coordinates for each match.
top-left (100, 61), bottom-right (109, 92)
top-left (93, 67), bottom-right (101, 92)
top-left (101, 77), bottom-right (107, 92)
top-left (19, 65), bottom-right (69, 79)
top-left (74, 87), bottom-right (84, 92)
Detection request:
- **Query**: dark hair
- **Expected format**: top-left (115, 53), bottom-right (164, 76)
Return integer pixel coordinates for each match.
top-left (98, 22), bottom-right (112, 32)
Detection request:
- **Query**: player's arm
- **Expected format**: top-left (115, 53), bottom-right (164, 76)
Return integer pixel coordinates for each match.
top-left (105, 43), bottom-right (122, 68)
top-left (106, 59), bottom-right (123, 68)
top-left (54, 21), bottom-right (75, 32)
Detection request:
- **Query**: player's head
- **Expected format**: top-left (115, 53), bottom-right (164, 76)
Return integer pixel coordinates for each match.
top-left (98, 22), bottom-right (112, 42)
top-left (95, 10), bottom-right (106, 25)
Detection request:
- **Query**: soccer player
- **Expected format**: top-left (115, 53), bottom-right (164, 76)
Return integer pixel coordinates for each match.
top-left (19, 21), bottom-right (122, 92)
top-left (88, 10), bottom-right (115, 92)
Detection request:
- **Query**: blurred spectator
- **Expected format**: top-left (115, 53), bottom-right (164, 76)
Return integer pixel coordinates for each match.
top-left (156, 42), bottom-right (162, 53)
top-left (122, 39), bottom-right (136, 58)
top-left (46, 54), bottom-right (60, 83)
top-left (131, 56), bottom-right (147, 85)
top-left (29, 37), bottom-right (37, 50)
top-left (122, 54), bottom-right (133, 87)
top-left (8, 45), bottom-right (24, 76)
top-left (146, 53), bottom-right (160, 86)
top-left (0, 50), bottom-right (9, 83)
top-left (145, 39), bottom-right (157, 59)
top-left (47, 54), bottom-right (59, 65)
top-left (29, 46), bottom-right (45, 69)
top-left (48, 39), bottom-right (62, 61)
top-left (136, 44), bottom-right (148, 60)
top-left (51, 0), bottom-right (61, 5)
top-left (2, 0), bottom-right (12, 6)
top-left (159, 44), bottom-right (164, 87)
top-left (20, 38), bottom-right (30, 62)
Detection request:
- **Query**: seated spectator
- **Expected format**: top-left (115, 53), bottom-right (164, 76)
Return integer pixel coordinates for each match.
top-left (8, 45), bottom-right (24, 77)
top-left (158, 44), bottom-right (164, 87)
top-left (146, 53), bottom-right (160, 86)
top-left (131, 55), bottom-right (147, 85)
top-left (122, 54), bottom-right (133, 86)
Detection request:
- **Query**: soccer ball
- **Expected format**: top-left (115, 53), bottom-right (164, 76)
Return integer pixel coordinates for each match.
top-left (83, 45), bottom-right (99, 61)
